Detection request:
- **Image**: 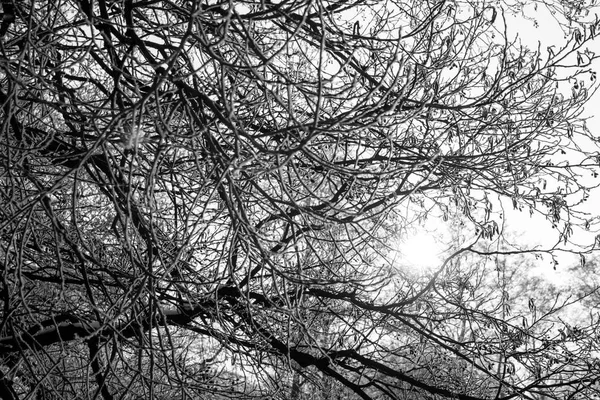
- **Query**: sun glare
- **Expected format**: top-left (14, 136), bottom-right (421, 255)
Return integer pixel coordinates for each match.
top-left (391, 229), bottom-right (446, 273)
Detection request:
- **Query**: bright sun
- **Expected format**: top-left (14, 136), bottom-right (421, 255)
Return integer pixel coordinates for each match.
top-left (391, 228), bottom-right (446, 273)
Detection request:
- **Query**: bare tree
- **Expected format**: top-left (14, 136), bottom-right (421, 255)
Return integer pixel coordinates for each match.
top-left (0, 0), bottom-right (599, 399)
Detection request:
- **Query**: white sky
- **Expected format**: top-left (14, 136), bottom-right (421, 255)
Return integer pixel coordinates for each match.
top-left (503, 4), bottom-right (600, 243)
top-left (398, 4), bottom-right (600, 282)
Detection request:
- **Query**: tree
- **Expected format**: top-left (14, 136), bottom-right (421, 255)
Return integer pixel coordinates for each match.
top-left (0, 0), bottom-right (599, 398)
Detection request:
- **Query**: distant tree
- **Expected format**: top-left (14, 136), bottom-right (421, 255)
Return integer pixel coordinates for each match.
top-left (0, 0), bottom-right (599, 399)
